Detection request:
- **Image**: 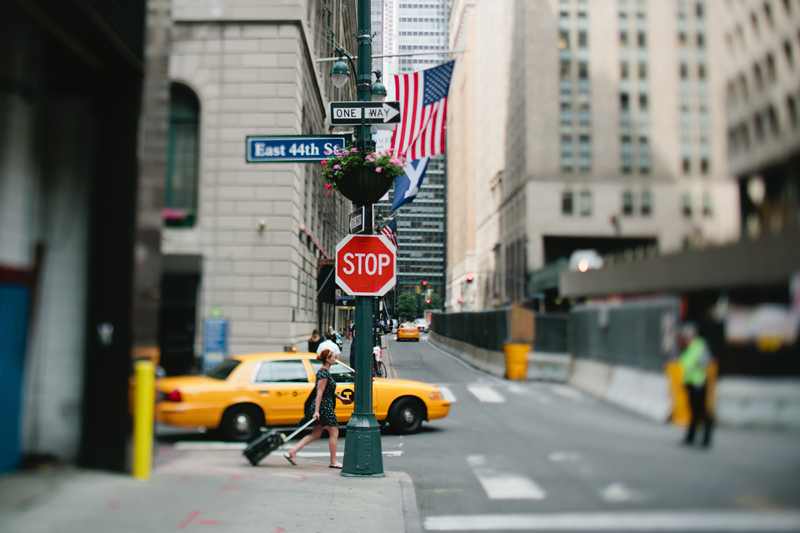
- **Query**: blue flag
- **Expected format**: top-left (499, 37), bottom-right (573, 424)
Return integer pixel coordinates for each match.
top-left (391, 157), bottom-right (430, 211)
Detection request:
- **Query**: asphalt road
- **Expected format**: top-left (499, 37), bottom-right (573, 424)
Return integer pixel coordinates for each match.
top-left (381, 333), bottom-right (800, 532)
top-left (157, 335), bottom-right (800, 531)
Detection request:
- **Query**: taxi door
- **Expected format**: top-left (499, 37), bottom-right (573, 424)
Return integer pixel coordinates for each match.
top-left (308, 360), bottom-right (356, 423)
top-left (251, 359), bottom-right (314, 426)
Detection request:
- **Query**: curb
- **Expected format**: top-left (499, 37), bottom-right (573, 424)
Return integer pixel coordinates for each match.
top-left (397, 471), bottom-right (423, 533)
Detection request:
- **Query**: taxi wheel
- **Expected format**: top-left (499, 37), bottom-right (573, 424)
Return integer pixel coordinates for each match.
top-left (220, 404), bottom-right (264, 442)
top-left (388, 398), bottom-right (424, 435)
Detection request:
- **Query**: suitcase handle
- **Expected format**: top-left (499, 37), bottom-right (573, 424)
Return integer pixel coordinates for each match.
top-left (281, 418), bottom-right (316, 444)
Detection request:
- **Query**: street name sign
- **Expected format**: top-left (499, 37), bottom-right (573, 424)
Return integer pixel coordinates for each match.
top-left (329, 101), bottom-right (401, 126)
top-left (335, 234), bottom-right (397, 296)
top-left (348, 205), bottom-right (375, 234)
top-left (246, 135), bottom-right (348, 163)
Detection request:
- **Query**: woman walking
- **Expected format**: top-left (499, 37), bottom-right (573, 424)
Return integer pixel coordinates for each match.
top-left (285, 349), bottom-right (351, 468)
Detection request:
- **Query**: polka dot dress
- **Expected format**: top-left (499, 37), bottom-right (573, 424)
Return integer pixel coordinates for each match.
top-left (307, 368), bottom-right (338, 427)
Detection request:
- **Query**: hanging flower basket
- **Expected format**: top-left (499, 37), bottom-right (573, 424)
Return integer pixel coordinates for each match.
top-left (321, 145), bottom-right (406, 205)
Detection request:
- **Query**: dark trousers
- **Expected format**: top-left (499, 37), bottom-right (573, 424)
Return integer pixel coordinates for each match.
top-left (685, 383), bottom-right (713, 446)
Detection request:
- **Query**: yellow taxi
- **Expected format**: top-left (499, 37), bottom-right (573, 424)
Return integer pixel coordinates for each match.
top-left (154, 353), bottom-right (450, 441)
top-left (397, 322), bottom-right (420, 341)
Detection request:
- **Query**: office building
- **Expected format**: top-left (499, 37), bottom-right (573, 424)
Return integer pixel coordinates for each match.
top-left (447, 0), bottom-right (741, 311)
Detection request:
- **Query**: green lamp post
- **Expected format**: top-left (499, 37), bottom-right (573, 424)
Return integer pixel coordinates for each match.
top-left (329, 2), bottom-right (386, 478)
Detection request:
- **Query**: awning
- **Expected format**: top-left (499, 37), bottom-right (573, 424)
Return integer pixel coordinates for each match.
top-left (335, 295), bottom-right (355, 307)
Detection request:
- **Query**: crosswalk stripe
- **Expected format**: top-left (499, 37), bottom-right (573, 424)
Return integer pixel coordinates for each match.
top-left (438, 386), bottom-right (457, 403)
top-left (466, 385), bottom-right (505, 403)
top-left (467, 455), bottom-right (545, 500)
top-left (423, 510), bottom-right (800, 531)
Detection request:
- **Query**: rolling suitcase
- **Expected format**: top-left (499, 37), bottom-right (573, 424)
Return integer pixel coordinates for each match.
top-left (243, 418), bottom-right (315, 466)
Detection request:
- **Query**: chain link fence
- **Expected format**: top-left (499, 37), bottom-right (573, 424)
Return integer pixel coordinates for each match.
top-left (431, 308), bottom-right (511, 352)
top-left (570, 297), bottom-right (680, 372)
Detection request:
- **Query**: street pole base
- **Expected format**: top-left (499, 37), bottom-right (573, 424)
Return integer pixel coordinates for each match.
top-left (341, 413), bottom-right (384, 476)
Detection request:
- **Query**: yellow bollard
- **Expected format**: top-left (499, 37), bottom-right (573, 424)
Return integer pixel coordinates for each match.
top-left (133, 360), bottom-right (155, 481)
top-left (504, 343), bottom-right (530, 380)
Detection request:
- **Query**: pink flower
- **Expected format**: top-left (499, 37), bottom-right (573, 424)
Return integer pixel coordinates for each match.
top-left (321, 160), bottom-right (327, 166)
top-left (334, 164), bottom-right (340, 170)
top-left (350, 147), bottom-right (357, 152)
top-left (325, 183), bottom-right (331, 190)
top-left (376, 167), bottom-right (382, 173)
top-left (343, 150), bottom-right (350, 155)
top-left (327, 190), bottom-right (332, 195)
top-left (389, 158), bottom-right (399, 165)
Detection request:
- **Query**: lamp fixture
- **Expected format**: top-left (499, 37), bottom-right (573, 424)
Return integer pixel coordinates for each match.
top-left (371, 70), bottom-right (387, 102)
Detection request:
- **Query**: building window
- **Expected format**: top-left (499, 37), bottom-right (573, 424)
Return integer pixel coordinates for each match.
top-left (561, 59), bottom-right (572, 79)
top-left (639, 94), bottom-right (648, 111)
top-left (680, 63), bottom-right (689, 79)
top-left (559, 30), bottom-right (570, 49)
top-left (641, 191), bottom-right (652, 216)
top-left (788, 96), bottom-right (798, 129)
top-left (622, 192), bottom-right (634, 216)
top-left (166, 83), bottom-right (200, 227)
top-left (683, 157), bottom-right (691, 173)
top-left (768, 105), bottom-right (780, 135)
top-left (578, 30), bottom-right (588, 48)
top-left (579, 191), bottom-right (592, 216)
top-left (701, 158), bottom-right (710, 174)
top-left (785, 40), bottom-right (794, 68)
top-left (639, 63), bottom-right (647, 79)
top-left (682, 194), bottom-right (692, 217)
top-left (620, 30), bottom-right (628, 47)
top-left (698, 64), bottom-right (706, 79)
top-left (579, 62), bottom-right (589, 79)
top-left (637, 32), bottom-right (646, 48)
top-left (621, 62), bottom-right (629, 79)
top-left (702, 193), bottom-right (712, 216)
top-left (562, 191), bottom-right (574, 215)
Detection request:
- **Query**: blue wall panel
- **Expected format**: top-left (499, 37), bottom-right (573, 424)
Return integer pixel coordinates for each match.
top-left (0, 285), bottom-right (30, 474)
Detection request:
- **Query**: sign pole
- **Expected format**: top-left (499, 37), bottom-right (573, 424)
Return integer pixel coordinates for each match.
top-left (341, 0), bottom-right (383, 475)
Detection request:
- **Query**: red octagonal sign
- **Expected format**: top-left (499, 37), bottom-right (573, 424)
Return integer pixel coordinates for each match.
top-left (335, 234), bottom-right (397, 296)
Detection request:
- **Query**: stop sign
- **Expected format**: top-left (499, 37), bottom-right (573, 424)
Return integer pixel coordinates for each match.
top-left (335, 234), bottom-right (397, 296)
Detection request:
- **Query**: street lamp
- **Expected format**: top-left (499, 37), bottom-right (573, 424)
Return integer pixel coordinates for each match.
top-left (371, 70), bottom-right (387, 102)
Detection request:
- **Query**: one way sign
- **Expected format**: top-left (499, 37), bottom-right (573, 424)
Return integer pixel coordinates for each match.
top-left (329, 101), bottom-right (401, 126)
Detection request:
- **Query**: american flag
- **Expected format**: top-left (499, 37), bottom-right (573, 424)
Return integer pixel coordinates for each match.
top-left (391, 61), bottom-right (455, 161)
top-left (380, 217), bottom-right (398, 249)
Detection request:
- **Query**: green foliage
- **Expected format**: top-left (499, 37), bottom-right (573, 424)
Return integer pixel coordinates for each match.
top-left (320, 145), bottom-right (406, 194)
top-left (424, 293), bottom-right (443, 310)
top-left (397, 292), bottom-right (417, 320)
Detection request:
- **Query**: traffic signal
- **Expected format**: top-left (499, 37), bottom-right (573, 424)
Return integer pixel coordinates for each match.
top-left (426, 298), bottom-right (431, 304)
top-left (422, 280), bottom-right (427, 287)
top-left (466, 273), bottom-right (474, 283)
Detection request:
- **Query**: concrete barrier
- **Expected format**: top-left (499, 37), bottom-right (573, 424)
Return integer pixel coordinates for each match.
top-left (526, 352), bottom-right (572, 382)
top-left (604, 366), bottom-right (672, 422)
top-left (715, 377), bottom-right (800, 428)
top-left (568, 359), bottom-right (613, 398)
top-left (428, 333), bottom-right (506, 377)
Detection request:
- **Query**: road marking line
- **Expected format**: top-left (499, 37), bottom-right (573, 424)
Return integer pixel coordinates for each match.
top-left (466, 385), bottom-right (505, 403)
top-left (438, 386), bottom-right (457, 403)
top-left (423, 510), bottom-right (800, 531)
top-left (384, 341), bottom-right (398, 379)
top-left (599, 482), bottom-right (644, 503)
top-left (467, 455), bottom-right (546, 500)
top-left (548, 451), bottom-right (582, 462)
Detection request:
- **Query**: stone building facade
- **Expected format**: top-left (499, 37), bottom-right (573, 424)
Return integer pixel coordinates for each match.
top-left (447, 0), bottom-right (741, 311)
top-left (156, 0), bottom-right (356, 360)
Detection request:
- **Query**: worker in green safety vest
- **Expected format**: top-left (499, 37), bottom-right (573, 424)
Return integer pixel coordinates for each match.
top-left (680, 322), bottom-right (714, 447)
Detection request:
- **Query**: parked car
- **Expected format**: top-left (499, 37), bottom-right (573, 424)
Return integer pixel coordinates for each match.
top-left (153, 353), bottom-right (449, 441)
top-left (414, 318), bottom-right (429, 333)
top-left (397, 322), bottom-right (420, 341)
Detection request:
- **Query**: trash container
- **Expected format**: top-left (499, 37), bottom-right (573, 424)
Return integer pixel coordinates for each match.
top-left (504, 343), bottom-right (530, 380)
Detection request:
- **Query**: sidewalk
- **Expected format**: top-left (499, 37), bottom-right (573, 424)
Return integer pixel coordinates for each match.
top-left (0, 448), bottom-right (418, 533)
